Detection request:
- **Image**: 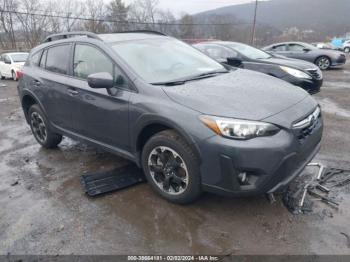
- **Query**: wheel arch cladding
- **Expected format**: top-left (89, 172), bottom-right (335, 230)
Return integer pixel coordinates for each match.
top-left (22, 95), bottom-right (37, 122)
top-left (135, 122), bottom-right (201, 164)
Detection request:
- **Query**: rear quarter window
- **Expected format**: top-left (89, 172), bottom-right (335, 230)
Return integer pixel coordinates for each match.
top-left (30, 51), bottom-right (42, 66)
top-left (46, 44), bottom-right (71, 74)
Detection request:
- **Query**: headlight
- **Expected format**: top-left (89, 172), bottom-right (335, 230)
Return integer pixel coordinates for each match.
top-left (280, 66), bottom-right (312, 79)
top-left (199, 115), bottom-right (280, 140)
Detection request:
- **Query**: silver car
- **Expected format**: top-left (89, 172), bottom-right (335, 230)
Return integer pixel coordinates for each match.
top-left (263, 42), bottom-right (346, 70)
top-left (342, 40), bottom-right (350, 53)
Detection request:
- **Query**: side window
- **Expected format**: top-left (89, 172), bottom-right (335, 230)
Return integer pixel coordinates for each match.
top-left (73, 44), bottom-right (129, 91)
top-left (205, 46), bottom-right (229, 60)
top-left (31, 51), bottom-right (42, 67)
top-left (4, 55), bottom-right (11, 64)
top-left (288, 44), bottom-right (305, 52)
top-left (273, 45), bottom-right (287, 51)
top-left (46, 44), bottom-right (71, 74)
top-left (0, 55), bottom-right (3, 62)
top-left (40, 50), bottom-right (47, 68)
top-left (73, 44), bottom-right (113, 79)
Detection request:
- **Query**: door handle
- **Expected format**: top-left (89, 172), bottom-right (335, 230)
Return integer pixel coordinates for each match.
top-left (32, 80), bottom-right (41, 86)
top-left (67, 88), bottom-right (79, 95)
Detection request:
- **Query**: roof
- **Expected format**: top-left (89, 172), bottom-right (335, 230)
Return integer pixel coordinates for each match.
top-left (98, 32), bottom-right (166, 43)
top-left (42, 30), bottom-right (167, 44)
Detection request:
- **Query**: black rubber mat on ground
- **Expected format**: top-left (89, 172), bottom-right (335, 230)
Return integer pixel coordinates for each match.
top-left (80, 165), bottom-right (146, 197)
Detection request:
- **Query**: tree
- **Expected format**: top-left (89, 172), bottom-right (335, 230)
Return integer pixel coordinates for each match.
top-left (128, 0), bottom-right (159, 30)
top-left (15, 0), bottom-right (52, 48)
top-left (106, 0), bottom-right (129, 32)
top-left (82, 0), bottom-right (107, 33)
top-left (178, 14), bottom-right (194, 39)
top-left (0, 0), bottom-right (18, 49)
top-left (156, 9), bottom-right (176, 35)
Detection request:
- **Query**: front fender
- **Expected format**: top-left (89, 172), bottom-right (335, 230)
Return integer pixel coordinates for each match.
top-left (131, 114), bottom-right (202, 164)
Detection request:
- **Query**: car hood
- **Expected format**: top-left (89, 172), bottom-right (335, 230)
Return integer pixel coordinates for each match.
top-left (162, 69), bottom-right (309, 121)
top-left (258, 56), bottom-right (316, 70)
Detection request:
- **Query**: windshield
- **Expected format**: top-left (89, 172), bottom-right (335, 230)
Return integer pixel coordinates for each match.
top-left (10, 53), bottom-right (28, 62)
top-left (110, 38), bottom-right (225, 84)
top-left (225, 43), bottom-right (271, 59)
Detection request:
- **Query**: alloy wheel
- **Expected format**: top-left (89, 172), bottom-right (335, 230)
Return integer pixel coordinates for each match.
top-left (317, 57), bottom-right (330, 70)
top-left (30, 112), bottom-right (47, 143)
top-left (147, 146), bottom-right (189, 195)
top-left (12, 71), bottom-right (17, 81)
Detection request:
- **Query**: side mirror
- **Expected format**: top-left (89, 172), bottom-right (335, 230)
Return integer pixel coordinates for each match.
top-left (87, 72), bottom-right (114, 89)
top-left (303, 48), bottom-right (311, 52)
top-left (227, 57), bottom-right (243, 67)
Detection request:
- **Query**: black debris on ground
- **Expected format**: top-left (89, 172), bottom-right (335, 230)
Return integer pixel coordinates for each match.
top-left (283, 166), bottom-right (350, 214)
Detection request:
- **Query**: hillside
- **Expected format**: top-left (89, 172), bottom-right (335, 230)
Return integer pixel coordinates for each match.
top-left (196, 0), bottom-right (350, 37)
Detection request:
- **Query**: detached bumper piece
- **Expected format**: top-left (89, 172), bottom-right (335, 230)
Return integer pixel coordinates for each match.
top-left (283, 165), bottom-right (350, 214)
top-left (81, 165), bottom-right (146, 196)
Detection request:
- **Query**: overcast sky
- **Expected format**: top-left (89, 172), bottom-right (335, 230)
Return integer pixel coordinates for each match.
top-left (122, 0), bottom-right (256, 16)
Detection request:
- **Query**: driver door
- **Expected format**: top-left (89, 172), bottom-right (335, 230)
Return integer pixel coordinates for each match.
top-left (286, 43), bottom-right (308, 60)
top-left (65, 43), bottom-right (131, 151)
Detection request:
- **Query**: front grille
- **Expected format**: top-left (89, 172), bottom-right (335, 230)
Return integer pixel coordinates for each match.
top-left (293, 107), bottom-right (321, 142)
top-left (306, 68), bottom-right (322, 80)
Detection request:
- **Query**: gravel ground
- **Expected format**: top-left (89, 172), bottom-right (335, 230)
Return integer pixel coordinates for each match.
top-left (0, 58), bottom-right (350, 255)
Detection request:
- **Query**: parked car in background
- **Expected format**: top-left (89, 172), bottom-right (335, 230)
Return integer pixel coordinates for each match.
top-left (263, 42), bottom-right (346, 70)
top-left (194, 41), bottom-right (323, 94)
top-left (342, 40), bottom-right (350, 53)
top-left (0, 52), bottom-right (29, 80)
top-left (18, 31), bottom-right (323, 204)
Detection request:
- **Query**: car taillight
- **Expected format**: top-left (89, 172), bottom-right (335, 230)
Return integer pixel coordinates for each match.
top-left (16, 71), bottom-right (23, 79)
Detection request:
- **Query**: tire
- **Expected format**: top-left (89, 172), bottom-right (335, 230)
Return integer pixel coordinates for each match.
top-left (141, 130), bottom-right (201, 204)
top-left (28, 104), bottom-right (62, 148)
top-left (345, 47), bottom-right (350, 53)
top-left (0, 71), bottom-right (4, 80)
top-left (315, 56), bottom-right (331, 70)
top-left (12, 70), bottom-right (17, 81)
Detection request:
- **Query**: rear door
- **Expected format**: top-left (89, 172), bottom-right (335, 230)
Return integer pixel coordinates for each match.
top-left (270, 44), bottom-right (289, 57)
top-left (64, 43), bottom-right (131, 151)
top-left (37, 43), bottom-right (75, 131)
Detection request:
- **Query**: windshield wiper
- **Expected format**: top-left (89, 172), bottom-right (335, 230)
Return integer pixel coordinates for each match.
top-left (193, 70), bottom-right (228, 78)
top-left (151, 70), bottom-right (228, 86)
top-left (152, 80), bottom-right (187, 86)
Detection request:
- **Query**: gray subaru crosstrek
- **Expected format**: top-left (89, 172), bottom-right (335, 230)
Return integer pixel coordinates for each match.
top-left (18, 31), bottom-right (323, 204)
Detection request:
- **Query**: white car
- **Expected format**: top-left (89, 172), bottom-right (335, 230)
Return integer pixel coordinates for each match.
top-left (343, 40), bottom-right (350, 53)
top-left (0, 52), bottom-right (29, 81)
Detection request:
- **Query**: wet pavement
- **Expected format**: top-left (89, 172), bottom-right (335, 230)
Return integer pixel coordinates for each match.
top-left (1, 58), bottom-right (350, 255)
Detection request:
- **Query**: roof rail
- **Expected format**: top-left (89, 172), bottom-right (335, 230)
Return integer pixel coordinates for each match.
top-left (43, 31), bottom-right (102, 43)
top-left (114, 30), bottom-right (167, 36)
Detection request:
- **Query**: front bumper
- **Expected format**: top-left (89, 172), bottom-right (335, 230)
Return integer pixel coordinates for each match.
top-left (281, 75), bottom-right (323, 95)
top-left (331, 55), bottom-right (346, 66)
top-left (199, 114), bottom-right (323, 197)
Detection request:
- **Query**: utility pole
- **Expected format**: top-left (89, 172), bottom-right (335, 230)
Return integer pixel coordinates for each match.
top-left (250, 0), bottom-right (258, 46)
top-left (67, 12), bottom-right (72, 32)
